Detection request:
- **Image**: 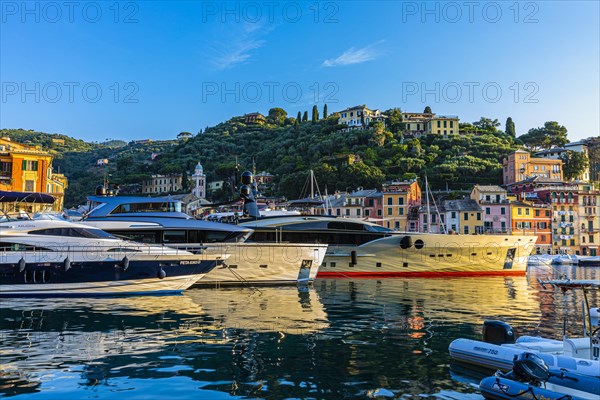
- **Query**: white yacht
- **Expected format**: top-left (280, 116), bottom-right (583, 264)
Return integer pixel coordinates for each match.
top-left (241, 216), bottom-right (538, 277)
top-left (82, 195), bottom-right (328, 285)
top-left (0, 218), bottom-right (220, 296)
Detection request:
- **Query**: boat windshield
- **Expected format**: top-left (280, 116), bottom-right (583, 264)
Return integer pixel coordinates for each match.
top-left (108, 202), bottom-right (182, 214)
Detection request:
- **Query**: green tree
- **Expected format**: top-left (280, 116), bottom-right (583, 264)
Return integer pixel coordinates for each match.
top-left (182, 168), bottom-right (189, 191)
top-left (267, 108), bottom-right (287, 126)
top-left (473, 117), bottom-right (500, 133)
top-left (297, 111), bottom-right (302, 123)
top-left (584, 136), bottom-right (600, 182)
top-left (519, 121), bottom-right (569, 150)
top-left (302, 111), bottom-right (308, 122)
top-left (383, 108), bottom-right (403, 134)
top-left (312, 105), bottom-right (319, 123)
top-left (505, 117), bottom-right (516, 137)
top-left (561, 151), bottom-right (589, 180)
top-left (424, 106), bottom-right (432, 114)
top-left (323, 104), bottom-right (328, 118)
top-left (177, 132), bottom-right (192, 141)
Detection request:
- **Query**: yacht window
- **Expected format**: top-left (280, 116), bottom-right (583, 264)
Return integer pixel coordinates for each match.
top-left (0, 242), bottom-right (55, 252)
top-left (282, 221), bottom-right (330, 230)
top-left (29, 227), bottom-right (116, 239)
top-left (106, 248), bottom-right (140, 252)
top-left (110, 230), bottom-right (159, 243)
top-left (163, 230), bottom-right (187, 243)
top-left (109, 202), bottom-right (182, 214)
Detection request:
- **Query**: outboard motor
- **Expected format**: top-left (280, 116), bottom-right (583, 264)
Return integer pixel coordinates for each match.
top-left (240, 171), bottom-right (260, 219)
top-left (483, 320), bottom-right (515, 345)
top-left (511, 352), bottom-right (550, 386)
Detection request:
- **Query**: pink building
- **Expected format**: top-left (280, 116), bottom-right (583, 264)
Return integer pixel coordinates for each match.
top-left (470, 185), bottom-right (511, 233)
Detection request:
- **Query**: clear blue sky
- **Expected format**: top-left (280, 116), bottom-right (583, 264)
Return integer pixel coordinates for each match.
top-left (1, 1), bottom-right (598, 142)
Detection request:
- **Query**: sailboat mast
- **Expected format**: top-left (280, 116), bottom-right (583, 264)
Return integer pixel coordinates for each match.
top-left (425, 176), bottom-right (431, 233)
top-left (310, 169), bottom-right (314, 199)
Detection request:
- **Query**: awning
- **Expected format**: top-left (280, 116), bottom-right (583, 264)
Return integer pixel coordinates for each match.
top-left (0, 190), bottom-right (56, 204)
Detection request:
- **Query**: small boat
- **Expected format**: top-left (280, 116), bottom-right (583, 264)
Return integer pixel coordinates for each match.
top-left (578, 256), bottom-right (600, 267)
top-left (552, 253), bottom-right (579, 265)
top-left (0, 217), bottom-right (221, 296)
top-left (450, 280), bottom-right (600, 391)
top-left (479, 352), bottom-right (599, 399)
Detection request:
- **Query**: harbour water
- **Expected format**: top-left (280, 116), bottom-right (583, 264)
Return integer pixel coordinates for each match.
top-left (1, 265), bottom-right (598, 399)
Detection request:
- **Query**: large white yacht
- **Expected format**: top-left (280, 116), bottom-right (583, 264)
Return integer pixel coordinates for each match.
top-left (241, 216), bottom-right (538, 277)
top-left (82, 195), bottom-right (328, 285)
top-left (0, 217), bottom-right (220, 296)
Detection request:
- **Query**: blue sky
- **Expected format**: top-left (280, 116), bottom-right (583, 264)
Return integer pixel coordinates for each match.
top-left (1, 1), bottom-right (598, 142)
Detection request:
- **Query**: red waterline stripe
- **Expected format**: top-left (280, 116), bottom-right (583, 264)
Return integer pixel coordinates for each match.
top-left (316, 270), bottom-right (527, 278)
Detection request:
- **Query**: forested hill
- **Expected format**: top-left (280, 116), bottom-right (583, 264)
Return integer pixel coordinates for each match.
top-left (155, 115), bottom-right (520, 200)
top-left (2, 111), bottom-right (595, 208)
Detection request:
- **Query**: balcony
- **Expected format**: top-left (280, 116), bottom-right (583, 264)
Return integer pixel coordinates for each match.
top-left (478, 199), bottom-right (510, 205)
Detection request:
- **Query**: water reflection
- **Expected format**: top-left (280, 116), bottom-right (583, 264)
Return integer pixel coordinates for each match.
top-left (0, 266), bottom-right (597, 399)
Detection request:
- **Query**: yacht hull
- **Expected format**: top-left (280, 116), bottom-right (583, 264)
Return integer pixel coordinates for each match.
top-left (195, 243), bottom-right (328, 285)
top-left (318, 233), bottom-right (536, 277)
top-left (0, 260), bottom-right (217, 297)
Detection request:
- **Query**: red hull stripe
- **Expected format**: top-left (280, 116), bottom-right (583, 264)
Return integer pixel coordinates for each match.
top-left (316, 270), bottom-right (527, 278)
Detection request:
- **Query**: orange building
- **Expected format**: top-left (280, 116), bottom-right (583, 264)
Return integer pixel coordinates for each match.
top-left (503, 150), bottom-right (563, 185)
top-left (510, 200), bottom-right (553, 254)
top-left (381, 180), bottom-right (422, 230)
top-left (0, 137), bottom-right (67, 211)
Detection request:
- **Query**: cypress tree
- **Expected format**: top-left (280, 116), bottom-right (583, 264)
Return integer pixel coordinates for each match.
top-left (297, 111), bottom-right (302, 123)
top-left (424, 106), bottom-right (432, 114)
top-left (323, 104), bottom-right (328, 118)
top-left (302, 111), bottom-right (308, 122)
top-left (505, 117), bottom-right (516, 137)
top-left (312, 105), bottom-right (319, 123)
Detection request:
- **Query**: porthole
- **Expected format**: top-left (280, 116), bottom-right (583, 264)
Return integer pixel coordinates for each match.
top-left (414, 239), bottom-right (425, 249)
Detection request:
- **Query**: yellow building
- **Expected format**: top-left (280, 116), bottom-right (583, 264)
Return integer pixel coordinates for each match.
top-left (401, 112), bottom-right (460, 137)
top-left (336, 105), bottom-right (387, 130)
top-left (502, 150), bottom-right (563, 185)
top-left (577, 183), bottom-right (599, 256)
top-left (442, 199), bottom-right (483, 234)
top-left (509, 200), bottom-right (553, 254)
top-left (0, 137), bottom-right (67, 211)
top-left (382, 180), bottom-right (421, 230)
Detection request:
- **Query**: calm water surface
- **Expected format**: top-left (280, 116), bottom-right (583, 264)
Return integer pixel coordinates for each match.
top-left (1, 265), bottom-right (598, 399)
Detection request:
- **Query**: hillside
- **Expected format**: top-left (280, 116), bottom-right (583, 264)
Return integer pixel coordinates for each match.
top-left (4, 112), bottom-right (595, 208)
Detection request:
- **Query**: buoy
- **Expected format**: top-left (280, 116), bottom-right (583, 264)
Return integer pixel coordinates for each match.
top-left (157, 268), bottom-right (166, 279)
top-left (399, 236), bottom-right (412, 249)
top-left (63, 257), bottom-right (71, 271)
top-left (18, 257), bottom-right (26, 273)
top-left (122, 256), bottom-right (129, 271)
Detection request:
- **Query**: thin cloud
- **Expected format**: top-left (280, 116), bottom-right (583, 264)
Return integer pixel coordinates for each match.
top-left (211, 39), bottom-right (265, 70)
top-left (322, 42), bottom-right (384, 67)
top-left (209, 23), bottom-right (272, 70)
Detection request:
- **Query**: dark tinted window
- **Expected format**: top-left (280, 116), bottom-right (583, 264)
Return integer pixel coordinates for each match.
top-left (0, 242), bottom-right (55, 252)
top-left (30, 227), bottom-right (116, 239)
